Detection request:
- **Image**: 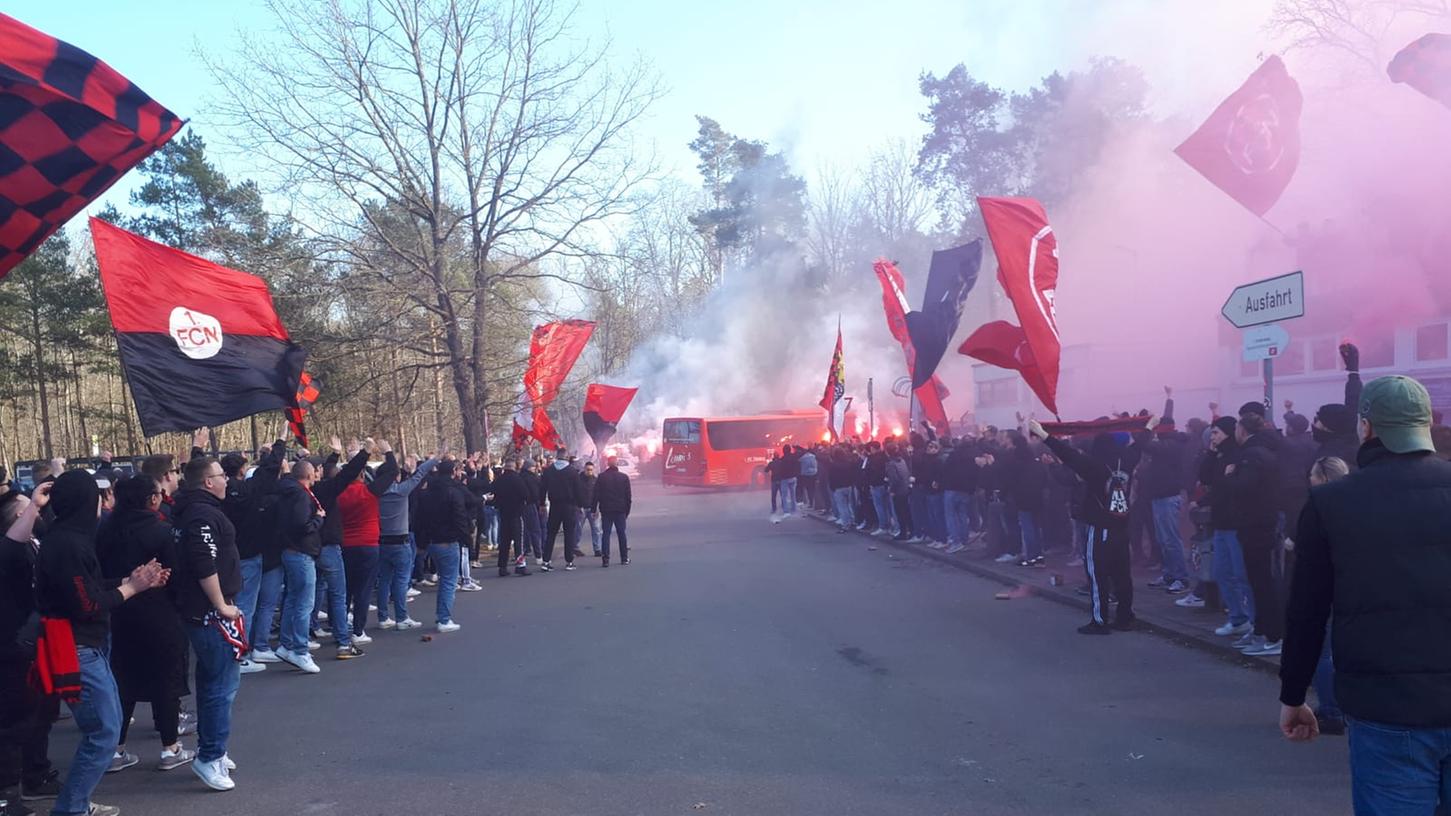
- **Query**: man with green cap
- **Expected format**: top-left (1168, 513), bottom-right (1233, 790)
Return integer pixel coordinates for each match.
top-left (1279, 375), bottom-right (1451, 813)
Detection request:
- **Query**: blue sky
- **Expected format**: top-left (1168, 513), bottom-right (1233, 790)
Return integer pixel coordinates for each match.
top-left (7, 0), bottom-right (1273, 208)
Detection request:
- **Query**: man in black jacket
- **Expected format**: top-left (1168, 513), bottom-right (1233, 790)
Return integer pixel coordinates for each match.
top-left (1279, 376), bottom-right (1451, 813)
top-left (231, 441), bottom-right (286, 675)
top-left (415, 461), bottom-right (474, 631)
top-left (540, 450), bottom-right (583, 571)
top-left (1313, 342), bottom-right (1364, 470)
top-left (0, 484), bottom-right (58, 807)
top-left (1029, 420), bottom-right (1136, 634)
top-left (593, 457), bottom-right (632, 567)
top-left (273, 461), bottom-right (326, 675)
top-left (1140, 390), bottom-right (1192, 592)
top-left (519, 460), bottom-right (545, 562)
top-left (172, 457), bottom-right (244, 793)
top-left (1224, 413), bottom-right (1284, 657)
top-left (489, 460), bottom-right (530, 577)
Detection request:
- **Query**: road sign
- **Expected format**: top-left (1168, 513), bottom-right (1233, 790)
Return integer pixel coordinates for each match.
top-left (1242, 324), bottom-right (1290, 362)
top-left (1222, 270), bottom-right (1304, 329)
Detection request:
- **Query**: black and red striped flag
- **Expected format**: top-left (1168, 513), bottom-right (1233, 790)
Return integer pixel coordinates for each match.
top-left (0, 13), bottom-right (182, 280)
top-left (91, 218), bottom-right (306, 436)
top-left (285, 370), bottom-right (320, 448)
top-left (583, 383), bottom-right (637, 454)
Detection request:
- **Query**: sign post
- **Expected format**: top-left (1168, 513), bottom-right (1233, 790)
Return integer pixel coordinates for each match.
top-left (1224, 272), bottom-right (1305, 416)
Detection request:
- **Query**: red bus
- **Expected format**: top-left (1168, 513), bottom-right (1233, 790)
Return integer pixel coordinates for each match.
top-left (661, 411), bottom-right (826, 488)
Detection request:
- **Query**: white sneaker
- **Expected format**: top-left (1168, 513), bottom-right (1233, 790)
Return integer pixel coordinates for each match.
top-left (316, 610), bottom-right (328, 622)
top-left (437, 621), bottom-right (461, 633)
top-left (1235, 632), bottom-right (1263, 651)
top-left (239, 658), bottom-right (266, 675)
top-left (944, 543), bottom-right (967, 554)
top-left (192, 757), bottom-right (235, 791)
top-left (396, 618), bottom-right (422, 630)
top-left (158, 746), bottom-right (195, 771)
top-left (221, 754), bottom-right (236, 771)
top-left (1244, 639), bottom-right (1282, 656)
top-left (406, 587), bottom-right (421, 598)
top-left (994, 553), bottom-right (1018, 563)
top-left (1175, 593), bottom-right (1206, 608)
top-left (458, 580), bottom-right (483, 592)
top-left (930, 541), bottom-right (948, 550)
top-left (250, 648), bottom-right (281, 664)
top-left (368, 604), bottom-right (377, 612)
top-left (307, 640), bottom-right (322, 651)
top-left (1215, 621), bottom-right (1252, 637)
top-left (280, 649), bottom-right (321, 674)
top-left (379, 618), bottom-right (396, 630)
top-left (352, 631), bottom-right (373, 645)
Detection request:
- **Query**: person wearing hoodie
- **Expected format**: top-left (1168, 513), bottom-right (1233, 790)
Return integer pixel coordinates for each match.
top-left (34, 471), bottom-right (168, 816)
top-left (1028, 421), bottom-right (1136, 634)
top-left (415, 459), bottom-right (474, 631)
top-left (335, 442), bottom-right (399, 651)
top-left (1223, 413), bottom-right (1286, 657)
top-left (1, 484), bottom-right (58, 811)
top-left (272, 460), bottom-right (326, 675)
top-left (1199, 416), bottom-right (1255, 640)
top-left (171, 457), bottom-right (246, 793)
top-left (489, 460), bottom-right (531, 576)
top-left (308, 442), bottom-right (372, 655)
top-left (377, 453), bottom-right (437, 630)
top-left (1313, 342), bottom-right (1364, 470)
top-left (541, 449), bottom-right (585, 571)
top-left (96, 475), bottom-right (192, 775)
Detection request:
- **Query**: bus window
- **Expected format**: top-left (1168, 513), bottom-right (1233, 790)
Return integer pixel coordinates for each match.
top-left (707, 418), bottom-right (819, 451)
top-left (663, 419), bottom-right (701, 444)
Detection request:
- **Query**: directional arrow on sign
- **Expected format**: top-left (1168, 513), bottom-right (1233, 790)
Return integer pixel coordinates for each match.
top-left (1222, 270), bottom-right (1305, 329)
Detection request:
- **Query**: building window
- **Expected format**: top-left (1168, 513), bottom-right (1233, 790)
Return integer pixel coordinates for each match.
top-left (1417, 324), bottom-right (1449, 363)
top-left (1360, 333), bottom-right (1395, 369)
top-left (978, 379), bottom-right (1017, 408)
top-left (1310, 337), bottom-right (1338, 372)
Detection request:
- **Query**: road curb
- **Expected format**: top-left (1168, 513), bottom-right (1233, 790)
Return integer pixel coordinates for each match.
top-left (805, 513), bottom-right (1279, 675)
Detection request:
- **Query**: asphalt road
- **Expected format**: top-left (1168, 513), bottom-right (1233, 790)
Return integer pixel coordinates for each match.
top-left (56, 483), bottom-right (1350, 816)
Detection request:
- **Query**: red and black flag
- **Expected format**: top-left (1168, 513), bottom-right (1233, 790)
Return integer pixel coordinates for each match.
top-left (819, 322), bottom-right (846, 441)
top-left (905, 240), bottom-right (982, 389)
top-left (285, 370), bottom-right (320, 448)
top-left (91, 218), bottom-right (306, 437)
top-left (583, 383), bottom-right (638, 454)
top-left (1389, 33), bottom-right (1451, 111)
top-left (1174, 56), bottom-right (1302, 217)
top-left (871, 259), bottom-right (952, 435)
top-left (0, 13), bottom-right (182, 280)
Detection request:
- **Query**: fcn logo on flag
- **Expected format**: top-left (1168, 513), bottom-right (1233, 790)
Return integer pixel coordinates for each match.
top-left (169, 307), bottom-right (224, 360)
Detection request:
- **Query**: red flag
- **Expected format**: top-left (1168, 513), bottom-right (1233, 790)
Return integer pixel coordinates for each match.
top-left (1389, 33), bottom-right (1451, 111)
top-left (819, 324), bottom-right (846, 440)
top-left (871, 259), bottom-right (952, 434)
top-left (583, 383), bottom-right (637, 452)
top-left (961, 197), bottom-right (1062, 415)
top-left (286, 370), bottom-right (320, 448)
top-left (530, 406), bottom-right (561, 450)
top-left (0, 14), bottom-right (183, 280)
top-left (1174, 56), bottom-right (1303, 217)
top-left (524, 319), bottom-right (595, 409)
top-left (92, 218), bottom-right (305, 436)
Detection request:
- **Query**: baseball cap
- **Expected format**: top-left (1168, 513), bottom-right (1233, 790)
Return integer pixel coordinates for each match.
top-left (1360, 375), bottom-right (1435, 454)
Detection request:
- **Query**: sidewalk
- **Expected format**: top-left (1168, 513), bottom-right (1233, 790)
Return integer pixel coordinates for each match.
top-left (806, 512), bottom-right (1280, 674)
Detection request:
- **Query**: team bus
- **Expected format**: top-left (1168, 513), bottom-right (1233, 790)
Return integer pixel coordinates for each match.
top-left (661, 411), bottom-right (826, 488)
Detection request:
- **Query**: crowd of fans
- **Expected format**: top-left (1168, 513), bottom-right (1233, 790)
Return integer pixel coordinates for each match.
top-left (0, 432), bottom-right (632, 816)
top-left (768, 343), bottom-right (1435, 729)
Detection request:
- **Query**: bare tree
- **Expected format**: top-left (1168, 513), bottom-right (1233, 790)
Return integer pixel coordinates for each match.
top-left (206, 0), bottom-right (659, 451)
top-left (1269, 0), bottom-right (1451, 71)
top-left (859, 139), bottom-right (932, 246)
top-left (803, 161), bottom-right (858, 285)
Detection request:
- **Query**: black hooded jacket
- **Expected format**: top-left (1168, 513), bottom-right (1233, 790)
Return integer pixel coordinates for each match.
top-left (275, 475), bottom-right (325, 558)
top-left (1043, 435), bottom-right (1131, 531)
top-left (416, 471), bottom-right (476, 545)
top-left (1224, 431), bottom-right (1281, 530)
top-left (171, 487), bottom-right (242, 623)
top-left (34, 470), bottom-right (119, 648)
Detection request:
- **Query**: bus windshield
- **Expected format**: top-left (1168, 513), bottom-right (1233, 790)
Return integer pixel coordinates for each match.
top-left (663, 419), bottom-right (701, 444)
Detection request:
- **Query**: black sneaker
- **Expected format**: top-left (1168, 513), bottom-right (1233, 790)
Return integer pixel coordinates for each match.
top-left (1077, 621), bottom-right (1113, 635)
top-left (336, 644), bottom-right (366, 660)
top-left (621, 558), bottom-right (630, 565)
top-left (540, 561), bottom-right (552, 572)
top-left (20, 771), bottom-right (59, 801)
top-left (564, 563), bottom-right (577, 571)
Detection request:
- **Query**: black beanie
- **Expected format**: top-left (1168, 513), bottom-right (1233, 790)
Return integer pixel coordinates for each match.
top-left (1213, 416), bottom-right (1238, 437)
top-left (1316, 403), bottom-right (1354, 435)
top-left (1238, 401), bottom-right (1267, 418)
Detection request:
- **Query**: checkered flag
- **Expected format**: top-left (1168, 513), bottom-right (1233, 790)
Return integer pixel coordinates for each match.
top-left (0, 13), bottom-right (182, 279)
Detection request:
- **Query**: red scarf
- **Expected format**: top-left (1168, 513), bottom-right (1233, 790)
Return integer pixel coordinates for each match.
top-left (31, 617), bottom-right (81, 703)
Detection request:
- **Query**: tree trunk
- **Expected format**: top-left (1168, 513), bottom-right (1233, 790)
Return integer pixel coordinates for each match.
top-left (29, 306), bottom-right (52, 458)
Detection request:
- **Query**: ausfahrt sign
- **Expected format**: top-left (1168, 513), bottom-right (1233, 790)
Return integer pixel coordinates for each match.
top-left (1222, 270), bottom-right (1304, 329)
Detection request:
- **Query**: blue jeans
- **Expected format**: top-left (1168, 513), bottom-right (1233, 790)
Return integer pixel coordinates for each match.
top-left (522, 509), bottom-right (543, 558)
top-left (585, 510), bottom-right (602, 555)
top-left (944, 490), bottom-right (973, 545)
top-left (1314, 623), bottom-right (1341, 719)
top-left (1152, 495), bottom-right (1189, 582)
top-left (377, 542), bottom-right (414, 622)
top-left (1019, 510), bottom-right (1042, 559)
top-left (908, 489), bottom-right (929, 538)
top-left (482, 505), bottom-right (499, 546)
top-left (252, 566), bottom-right (284, 652)
top-left (186, 624), bottom-right (240, 764)
top-left (926, 493), bottom-right (946, 542)
top-left (869, 484), bottom-right (894, 532)
top-left (279, 549), bottom-right (317, 654)
top-left (312, 544), bottom-right (350, 646)
top-left (237, 555), bottom-right (262, 637)
top-left (778, 477), bottom-right (799, 515)
top-left (427, 542), bottom-right (460, 625)
top-left (54, 644), bottom-right (121, 816)
top-left (832, 488), bottom-right (855, 528)
top-left (1211, 529), bottom-right (1254, 626)
top-left (1348, 718), bottom-right (1451, 814)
